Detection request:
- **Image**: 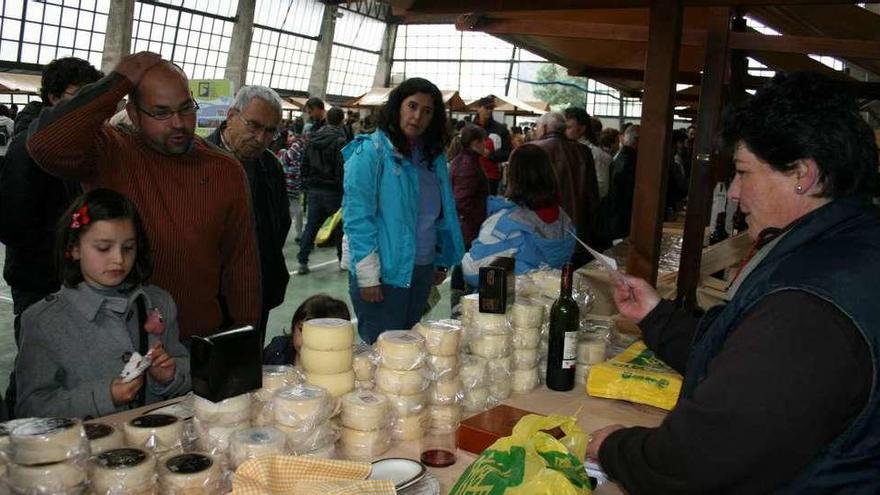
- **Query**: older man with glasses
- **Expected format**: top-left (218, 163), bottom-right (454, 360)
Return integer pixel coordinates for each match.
top-left (206, 86), bottom-right (291, 345)
top-left (27, 52), bottom-right (261, 342)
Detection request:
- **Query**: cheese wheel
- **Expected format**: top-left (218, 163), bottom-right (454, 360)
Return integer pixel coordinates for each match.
top-left (193, 417), bottom-right (247, 453)
top-left (255, 365), bottom-right (301, 401)
top-left (271, 384), bottom-right (333, 428)
top-left (158, 453), bottom-right (221, 493)
top-left (9, 418), bottom-right (88, 465)
top-left (193, 393), bottom-right (251, 425)
top-left (426, 405), bottom-right (461, 429)
top-left (462, 387), bottom-right (490, 412)
top-left (305, 370), bottom-right (356, 397)
top-left (90, 447), bottom-right (157, 494)
top-left (302, 318), bottom-right (354, 351)
top-left (301, 442), bottom-right (336, 459)
top-left (124, 414), bottom-right (184, 453)
top-left (384, 392), bottom-right (426, 418)
top-left (512, 348), bottom-right (539, 370)
top-left (376, 331), bottom-right (426, 370)
top-left (251, 400), bottom-right (273, 427)
top-left (511, 326), bottom-right (541, 350)
top-left (413, 321), bottom-right (461, 356)
top-left (575, 364), bottom-right (591, 386)
top-left (577, 338), bottom-right (607, 365)
top-left (228, 427), bottom-right (287, 469)
top-left (512, 367), bottom-right (540, 394)
top-left (352, 351), bottom-right (376, 381)
top-left (354, 380), bottom-right (374, 391)
top-left (426, 354), bottom-right (458, 378)
top-left (472, 312), bottom-right (508, 335)
top-left (510, 302), bottom-right (544, 328)
top-left (471, 334), bottom-right (511, 359)
top-left (428, 376), bottom-right (462, 406)
top-left (339, 427), bottom-right (390, 461)
top-left (300, 347), bottom-right (354, 375)
top-left (489, 376), bottom-right (512, 401)
top-left (8, 459), bottom-right (86, 493)
top-left (458, 355), bottom-right (487, 389)
top-left (85, 422), bottom-right (125, 455)
top-left (341, 391), bottom-right (390, 431)
top-left (276, 422), bottom-right (339, 454)
top-left (460, 294), bottom-right (479, 321)
top-left (488, 356), bottom-right (512, 376)
top-left (391, 412), bottom-right (425, 441)
top-left (0, 419), bottom-right (36, 458)
top-left (375, 366), bottom-right (428, 395)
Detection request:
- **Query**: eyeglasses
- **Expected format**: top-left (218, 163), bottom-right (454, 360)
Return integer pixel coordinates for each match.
top-left (136, 100), bottom-right (200, 120)
top-left (235, 113), bottom-right (280, 139)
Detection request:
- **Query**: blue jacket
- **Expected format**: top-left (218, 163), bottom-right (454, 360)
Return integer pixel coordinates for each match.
top-left (461, 196), bottom-right (575, 287)
top-left (342, 130), bottom-right (464, 289)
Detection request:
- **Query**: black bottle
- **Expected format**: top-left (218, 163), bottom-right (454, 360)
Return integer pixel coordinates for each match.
top-left (546, 263), bottom-right (579, 391)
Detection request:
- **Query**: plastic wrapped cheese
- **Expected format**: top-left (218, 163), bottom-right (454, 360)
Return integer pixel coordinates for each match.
top-left (472, 312), bottom-right (508, 335)
top-left (276, 422), bottom-right (339, 454)
top-left (375, 366), bottom-right (429, 395)
top-left (300, 347), bottom-right (354, 375)
top-left (339, 427), bottom-right (390, 461)
top-left (193, 393), bottom-right (251, 425)
top-left (460, 294), bottom-right (479, 322)
top-left (9, 417), bottom-right (88, 465)
top-left (354, 380), bottom-right (374, 391)
top-left (352, 346), bottom-right (376, 382)
top-left (512, 367), bottom-right (540, 394)
top-left (426, 405), bottom-right (461, 429)
top-left (391, 412), bottom-right (425, 441)
top-left (271, 384), bottom-right (335, 428)
top-left (89, 447), bottom-right (157, 494)
top-left (193, 417), bottom-right (246, 454)
top-left (470, 334), bottom-right (511, 359)
top-left (0, 419), bottom-right (36, 460)
top-left (305, 370), bottom-right (355, 397)
top-left (426, 354), bottom-right (458, 378)
top-left (384, 392), bottom-right (426, 418)
top-left (251, 400), bottom-right (273, 427)
top-left (301, 442), bottom-right (336, 459)
top-left (84, 422), bottom-right (125, 455)
top-left (123, 414), bottom-right (184, 453)
top-left (462, 387), bottom-right (490, 412)
top-left (512, 348), bottom-right (539, 370)
top-left (376, 331), bottom-right (426, 371)
top-left (510, 301), bottom-right (544, 329)
top-left (413, 321), bottom-right (461, 356)
top-left (302, 318), bottom-right (354, 351)
top-left (428, 376), bottom-right (462, 406)
top-left (458, 355), bottom-right (488, 389)
top-left (341, 391), bottom-right (390, 431)
top-left (158, 453), bottom-right (222, 494)
top-left (228, 427), bottom-right (287, 469)
top-left (511, 326), bottom-right (541, 350)
top-left (255, 365), bottom-right (301, 401)
top-left (8, 458), bottom-right (86, 493)
top-left (576, 337), bottom-right (607, 365)
top-left (575, 363), bottom-right (591, 386)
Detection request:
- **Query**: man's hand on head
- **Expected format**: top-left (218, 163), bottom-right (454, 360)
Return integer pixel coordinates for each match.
top-left (115, 52), bottom-right (164, 86)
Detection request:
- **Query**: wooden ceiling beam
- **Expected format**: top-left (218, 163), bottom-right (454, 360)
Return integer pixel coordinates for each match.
top-left (387, 0), bottom-right (880, 14)
top-left (568, 66), bottom-right (704, 85)
top-left (729, 31), bottom-right (880, 59)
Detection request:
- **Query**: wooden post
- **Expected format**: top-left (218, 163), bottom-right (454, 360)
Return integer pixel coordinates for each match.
top-left (677, 8), bottom-right (732, 310)
top-left (625, 0), bottom-right (683, 284)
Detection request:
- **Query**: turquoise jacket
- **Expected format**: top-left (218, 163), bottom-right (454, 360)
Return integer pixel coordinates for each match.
top-left (342, 130), bottom-right (464, 289)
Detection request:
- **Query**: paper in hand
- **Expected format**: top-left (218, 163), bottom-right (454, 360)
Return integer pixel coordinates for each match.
top-left (567, 230), bottom-right (633, 293)
top-left (119, 351), bottom-right (152, 383)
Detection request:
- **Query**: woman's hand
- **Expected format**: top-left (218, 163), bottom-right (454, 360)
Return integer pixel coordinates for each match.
top-left (110, 375), bottom-right (144, 405)
top-left (360, 285), bottom-right (384, 303)
top-left (612, 274), bottom-right (661, 323)
top-left (588, 424), bottom-right (626, 461)
top-left (147, 342), bottom-right (176, 385)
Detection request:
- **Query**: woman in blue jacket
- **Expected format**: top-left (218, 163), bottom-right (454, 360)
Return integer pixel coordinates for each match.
top-left (462, 144), bottom-right (575, 287)
top-left (342, 78), bottom-right (465, 344)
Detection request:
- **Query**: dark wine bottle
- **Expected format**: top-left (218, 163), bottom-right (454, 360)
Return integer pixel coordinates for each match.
top-left (546, 263), bottom-right (579, 391)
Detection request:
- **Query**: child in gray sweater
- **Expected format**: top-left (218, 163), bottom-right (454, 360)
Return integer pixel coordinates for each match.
top-left (15, 189), bottom-right (190, 419)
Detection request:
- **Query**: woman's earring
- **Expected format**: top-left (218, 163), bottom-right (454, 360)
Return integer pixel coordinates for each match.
top-left (795, 184), bottom-right (804, 194)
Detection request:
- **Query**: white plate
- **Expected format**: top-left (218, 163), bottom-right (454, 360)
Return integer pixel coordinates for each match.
top-left (369, 458), bottom-right (427, 490)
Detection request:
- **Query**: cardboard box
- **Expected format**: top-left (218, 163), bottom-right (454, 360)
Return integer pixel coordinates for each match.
top-left (191, 325), bottom-right (262, 402)
top-left (458, 405), bottom-right (562, 455)
top-left (478, 256), bottom-right (515, 314)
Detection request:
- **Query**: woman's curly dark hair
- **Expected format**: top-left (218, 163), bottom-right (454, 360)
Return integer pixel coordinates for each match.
top-left (721, 71), bottom-right (879, 198)
top-left (377, 77), bottom-right (450, 165)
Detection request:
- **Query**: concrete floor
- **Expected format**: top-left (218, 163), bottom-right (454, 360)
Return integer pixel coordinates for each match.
top-left (0, 229), bottom-right (452, 397)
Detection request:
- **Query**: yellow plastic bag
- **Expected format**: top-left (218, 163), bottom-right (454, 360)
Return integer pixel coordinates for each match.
top-left (315, 209), bottom-right (342, 247)
top-left (450, 414), bottom-right (591, 495)
top-left (586, 341), bottom-right (682, 411)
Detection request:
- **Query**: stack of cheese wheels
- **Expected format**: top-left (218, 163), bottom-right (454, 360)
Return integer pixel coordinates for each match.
top-left (352, 344), bottom-right (376, 391)
top-left (124, 414), bottom-right (185, 456)
top-left (459, 293), bottom-right (480, 352)
top-left (89, 447), bottom-right (157, 495)
top-left (458, 355), bottom-right (489, 412)
top-left (158, 453), bottom-right (222, 494)
top-left (192, 393), bottom-right (251, 454)
top-left (271, 384), bottom-right (338, 455)
top-left (301, 318), bottom-right (356, 397)
top-left (415, 320), bottom-right (464, 434)
top-left (467, 308), bottom-right (513, 405)
top-left (375, 331), bottom-right (429, 442)
top-left (5, 418), bottom-right (89, 494)
top-left (338, 390), bottom-right (391, 461)
top-left (253, 365), bottom-right (301, 426)
top-left (84, 423), bottom-right (125, 455)
top-left (575, 334), bottom-right (608, 386)
top-left (509, 300), bottom-right (544, 394)
top-left (228, 427), bottom-right (288, 469)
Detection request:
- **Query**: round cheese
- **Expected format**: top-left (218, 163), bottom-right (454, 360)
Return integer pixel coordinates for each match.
top-left (488, 356), bottom-right (512, 376)
top-left (302, 318), bottom-right (354, 351)
top-left (512, 348), bottom-right (539, 370)
top-left (458, 355), bottom-right (487, 389)
top-left (271, 384), bottom-right (333, 428)
top-left (376, 331), bottom-right (426, 370)
top-left (123, 414), bottom-right (184, 453)
top-left (305, 370), bottom-right (355, 397)
top-left (193, 393), bottom-right (251, 425)
top-left (354, 380), bottom-right (374, 391)
top-left (193, 417), bottom-right (247, 453)
top-left (9, 418), bottom-right (88, 465)
top-left (510, 302), bottom-right (544, 329)
top-left (375, 366), bottom-right (428, 395)
top-left (511, 326), bottom-right (541, 350)
top-left (158, 453), bottom-right (221, 493)
top-left (472, 312), bottom-right (508, 335)
top-left (352, 351), bottom-right (376, 382)
top-left (384, 392), bottom-right (426, 418)
top-left (251, 400), bottom-right (273, 427)
top-left (89, 447), bottom-right (156, 494)
top-left (575, 364), bottom-right (591, 386)
top-left (300, 347), bottom-right (354, 375)
top-left (228, 427), bottom-right (287, 469)
top-left (460, 294), bottom-right (479, 322)
top-left (512, 367), bottom-right (540, 394)
top-left (8, 459), bottom-right (86, 493)
top-left (391, 413), bottom-right (425, 441)
top-left (276, 422), bottom-right (339, 454)
top-left (339, 427), bottom-right (390, 461)
top-left (341, 391), bottom-right (389, 431)
top-left (426, 405), bottom-right (461, 429)
top-left (0, 419), bottom-right (36, 458)
top-left (470, 334), bottom-right (511, 359)
top-left (577, 338), bottom-right (607, 365)
top-left (462, 387), bottom-right (490, 412)
top-left (255, 365), bottom-right (301, 401)
top-left (413, 321), bottom-right (461, 356)
top-left (85, 422), bottom-right (125, 455)
top-left (426, 354), bottom-right (458, 378)
top-left (428, 376), bottom-right (462, 406)
top-left (301, 442), bottom-right (336, 459)
top-left (489, 376), bottom-right (512, 402)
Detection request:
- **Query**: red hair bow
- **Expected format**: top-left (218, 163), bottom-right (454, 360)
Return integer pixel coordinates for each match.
top-left (70, 204), bottom-right (90, 230)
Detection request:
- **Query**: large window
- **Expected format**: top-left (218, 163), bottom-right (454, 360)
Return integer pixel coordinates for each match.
top-left (246, 0), bottom-right (323, 92)
top-left (1, 0), bottom-right (109, 68)
top-left (327, 8), bottom-right (384, 96)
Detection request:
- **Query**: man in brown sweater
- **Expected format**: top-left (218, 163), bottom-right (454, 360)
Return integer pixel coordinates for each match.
top-left (27, 52), bottom-right (261, 339)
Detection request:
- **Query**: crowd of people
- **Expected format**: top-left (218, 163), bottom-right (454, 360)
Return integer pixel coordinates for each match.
top-left (1, 49), bottom-right (879, 492)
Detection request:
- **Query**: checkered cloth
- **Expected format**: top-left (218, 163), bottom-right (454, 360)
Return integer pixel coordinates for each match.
top-left (232, 455), bottom-right (396, 495)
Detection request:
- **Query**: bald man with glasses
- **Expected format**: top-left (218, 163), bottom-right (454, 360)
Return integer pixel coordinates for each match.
top-left (27, 52), bottom-right (261, 341)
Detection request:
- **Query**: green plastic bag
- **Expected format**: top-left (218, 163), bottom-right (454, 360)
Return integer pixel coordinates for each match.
top-left (450, 414), bottom-right (591, 495)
